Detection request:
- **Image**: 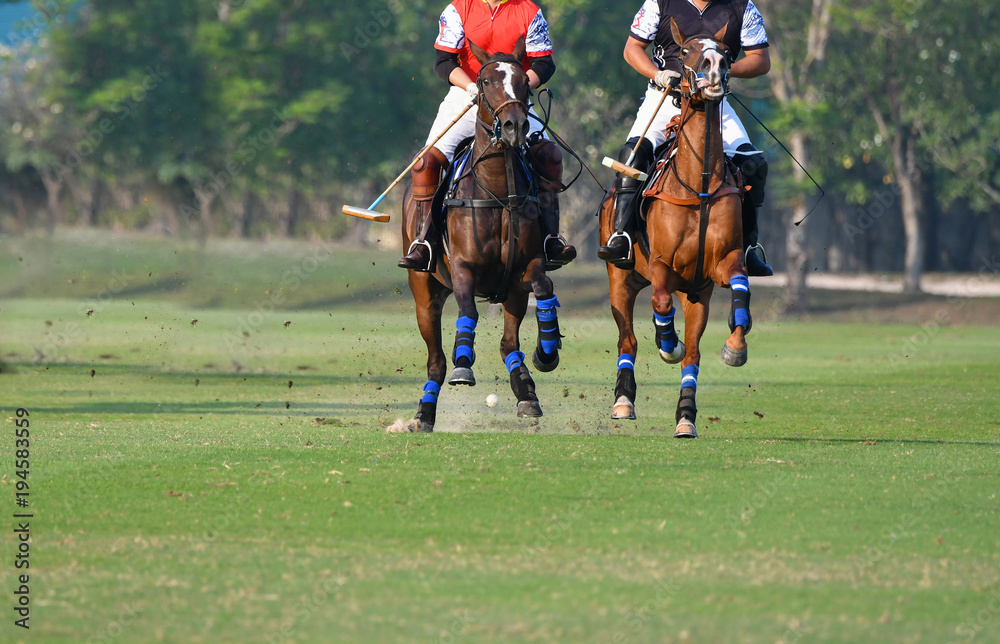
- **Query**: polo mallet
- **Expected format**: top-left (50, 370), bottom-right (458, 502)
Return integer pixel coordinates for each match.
top-left (342, 101), bottom-right (476, 223)
top-left (601, 78), bottom-right (676, 181)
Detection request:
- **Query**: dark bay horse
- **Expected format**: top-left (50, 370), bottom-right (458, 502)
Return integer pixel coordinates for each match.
top-left (598, 20), bottom-right (752, 438)
top-left (397, 38), bottom-right (562, 432)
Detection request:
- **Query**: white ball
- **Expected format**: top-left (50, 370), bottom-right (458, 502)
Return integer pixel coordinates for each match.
top-left (486, 394), bottom-right (500, 408)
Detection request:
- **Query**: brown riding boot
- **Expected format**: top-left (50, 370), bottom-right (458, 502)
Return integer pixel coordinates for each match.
top-left (529, 140), bottom-right (575, 270)
top-left (398, 147), bottom-right (448, 272)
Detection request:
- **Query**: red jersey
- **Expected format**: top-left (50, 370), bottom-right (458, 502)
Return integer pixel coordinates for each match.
top-left (434, 0), bottom-right (554, 79)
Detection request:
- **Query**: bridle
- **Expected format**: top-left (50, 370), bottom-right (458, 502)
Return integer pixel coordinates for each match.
top-left (676, 36), bottom-right (732, 105)
top-left (475, 57), bottom-right (529, 147)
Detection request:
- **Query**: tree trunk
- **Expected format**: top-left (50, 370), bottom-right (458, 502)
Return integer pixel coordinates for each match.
top-left (38, 169), bottom-right (63, 235)
top-left (283, 188), bottom-right (300, 237)
top-left (891, 128), bottom-right (924, 292)
top-left (239, 189), bottom-right (254, 238)
top-left (783, 130), bottom-right (810, 314)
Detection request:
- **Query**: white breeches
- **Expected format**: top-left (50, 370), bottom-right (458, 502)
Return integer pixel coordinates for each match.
top-left (425, 86), bottom-right (547, 161)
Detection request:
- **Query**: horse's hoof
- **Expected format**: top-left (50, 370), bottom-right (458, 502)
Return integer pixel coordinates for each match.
top-left (674, 418), bottom-right (698, 438)
top-left (720, 344), bottom-right (747, 367)
top-left (612, 395), bottom-right (636, 420)
top-left (532, 348), bottom-right (559, 372)
top-left (659, 341), bottom-right (686, 364)
top-left (517, 400), bottom-right (543, 417)
top-left (448, 367), bottom-right (476, 386)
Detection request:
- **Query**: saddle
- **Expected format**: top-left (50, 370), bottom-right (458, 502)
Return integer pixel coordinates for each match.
top-left (431, 137), bottom-right (540, 253)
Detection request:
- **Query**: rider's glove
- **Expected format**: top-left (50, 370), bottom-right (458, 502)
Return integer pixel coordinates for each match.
top-left (654, 70), bottom-right (681, 89)
top-left (465, 82), bottom-right (479, 103)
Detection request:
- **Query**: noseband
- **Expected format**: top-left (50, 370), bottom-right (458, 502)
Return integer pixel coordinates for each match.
top-left (678, 37), bottom-right (731, 103)
top-left (475, 58), bottom-right (529, 146)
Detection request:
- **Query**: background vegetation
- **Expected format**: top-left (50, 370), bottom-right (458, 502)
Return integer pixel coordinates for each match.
top-left (0, 0), bottom-right (998, 300)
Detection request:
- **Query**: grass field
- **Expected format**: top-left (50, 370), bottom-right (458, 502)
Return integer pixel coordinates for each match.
top-left (2, 231), bottom-right (999, 643)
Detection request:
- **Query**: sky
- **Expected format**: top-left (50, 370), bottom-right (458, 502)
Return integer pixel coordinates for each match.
top-left (1, 1), bottom-right (41, 49)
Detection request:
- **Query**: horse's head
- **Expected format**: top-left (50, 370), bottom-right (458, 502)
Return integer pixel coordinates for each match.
top-left (670, 18), bottom-right (731, 102)
top-left (469, 37), bottom-right (530, 149)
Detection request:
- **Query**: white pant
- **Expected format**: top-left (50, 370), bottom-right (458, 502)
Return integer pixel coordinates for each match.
top-left (627, 86), bottom-right (759, 156)
top-left (425, 86), bottom-right (547, 161)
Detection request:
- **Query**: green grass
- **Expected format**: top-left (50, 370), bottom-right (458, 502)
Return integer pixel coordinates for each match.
top-left (2, 231), bottom-right (999, 643)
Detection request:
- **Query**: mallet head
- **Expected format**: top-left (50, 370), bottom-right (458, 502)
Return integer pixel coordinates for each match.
top-left (341, 205), bottom-right (390, 223)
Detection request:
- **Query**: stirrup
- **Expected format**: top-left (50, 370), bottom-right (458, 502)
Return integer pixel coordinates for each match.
top-left (543, 234), bottom-right (576, 268)
top-left (746, 242), bottom-right (768, 264)
top-left (602, 231), bottom-right (634, 264)
top-left (401, 239), bottom-right (434, 273)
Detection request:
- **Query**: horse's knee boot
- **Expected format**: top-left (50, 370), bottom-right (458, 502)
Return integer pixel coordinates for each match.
top-left (728, 275), bottom-right (752, 333)
top-left (532, 295), bottom-right (561, 371)
top-left (452, 316), bottom-right (477, 368)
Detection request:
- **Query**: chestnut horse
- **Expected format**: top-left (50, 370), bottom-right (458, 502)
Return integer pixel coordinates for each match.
top-left (598, 20), bottom-right (752, 438)
top-left (398, 38), bottom-right (562, 432)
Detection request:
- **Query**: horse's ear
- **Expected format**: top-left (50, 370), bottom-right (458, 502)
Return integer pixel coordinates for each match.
top-left (670, 18), bottom-right (686, 47)
top-left (468, 39), bottom-right (490, 66)
top-left (511, 36), bottom-right (526, 64)
top-left (714, 24), bottom-right (728, 43)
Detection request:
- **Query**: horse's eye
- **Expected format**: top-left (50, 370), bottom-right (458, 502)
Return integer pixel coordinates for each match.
top-left (482, 80), bottom-right (490, 86)
top-left (682, 49), bottom-right (689, 56)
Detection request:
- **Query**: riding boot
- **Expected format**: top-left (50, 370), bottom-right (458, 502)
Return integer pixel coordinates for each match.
top-left (528, 140), bottom-right (575, 270)
top-left (732, 144), bottom-right (773, 277)
top-left (598, 138), bottom-right (654, 266)
top-left (398, 147), bottom-right (448, 272)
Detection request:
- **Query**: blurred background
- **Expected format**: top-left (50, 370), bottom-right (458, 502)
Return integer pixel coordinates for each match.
top-left (0, 0), bottom-right (998, 311)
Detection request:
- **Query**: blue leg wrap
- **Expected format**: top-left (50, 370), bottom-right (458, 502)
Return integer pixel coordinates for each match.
top-left (420, 380), bottom-right (441, 404)
top-left (653, 309), bottom-right (678, 354)
top-left (454, 316), bottom-right (477, 366)
top-left (535, 295), bottom-right (561, 355)
top-left (730, 275), bottom-right (750, 330)
top-left (681, 364), bottom-right (699, 391)
top-left (617, 353), bottom-right (635, 371)
top-left (504, 351), bottom-right (526, 373)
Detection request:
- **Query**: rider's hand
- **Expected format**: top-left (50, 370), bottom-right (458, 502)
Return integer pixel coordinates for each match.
top-left (465, 82), bottom-right (479, 103)
top-left (654, 70), bottom-right (681, 89)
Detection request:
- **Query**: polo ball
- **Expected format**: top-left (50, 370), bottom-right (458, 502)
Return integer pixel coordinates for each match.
top-left (486, 394), bottom-right (500, 408)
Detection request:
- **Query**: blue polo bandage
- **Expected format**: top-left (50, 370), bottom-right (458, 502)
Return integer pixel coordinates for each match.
top-left (681, 364), bottom-right (699, 391)
top-left (535, 295), bottom-right (560, 354)
top-left (617, 353), bottom-right (635, 371)
top-left (455, 316), bottom-right (477, 364)
top-left (420, 380), bottom-right (441, 404)
top-left (730, 275), bottom-right (750, 329)
top-left (653, 309), bottom-right (677, 354)
top-left (504, 351), bottom-right (526, 373)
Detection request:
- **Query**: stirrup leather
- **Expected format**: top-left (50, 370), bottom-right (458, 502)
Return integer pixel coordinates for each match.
top-left (605, 231), bottom-right (634, 263)
top-left (404, 239), bottom-right (434, 272)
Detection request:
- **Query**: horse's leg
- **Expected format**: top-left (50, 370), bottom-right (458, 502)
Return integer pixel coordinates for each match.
top-left (525, 258), bottom-right (561, 373)
top-left (716, 250), bottom-right (751, 367)
top-left (648, 261), bottom-right (686, 365)
top-left (673, 283), bottom-right (714, 438)
top-left (501, 288), bottom-right (543, 418)
top-left (609, 266), bottom-right (643, 420)
top-left (447, 267), bottom-right (479, 386)
top-left (405, 270), bottom-right (449, 433)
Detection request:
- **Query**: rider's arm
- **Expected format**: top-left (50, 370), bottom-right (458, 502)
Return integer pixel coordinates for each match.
top-left (526, 55), bottom-right (555, 89)
top-left (623, 36), bottom-right (659, 81)
top-left (731, 48), bottom-right (770, 78)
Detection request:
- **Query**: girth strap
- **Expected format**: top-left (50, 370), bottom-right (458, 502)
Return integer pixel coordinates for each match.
top-left (444, 196), bottom-right (539, 209)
